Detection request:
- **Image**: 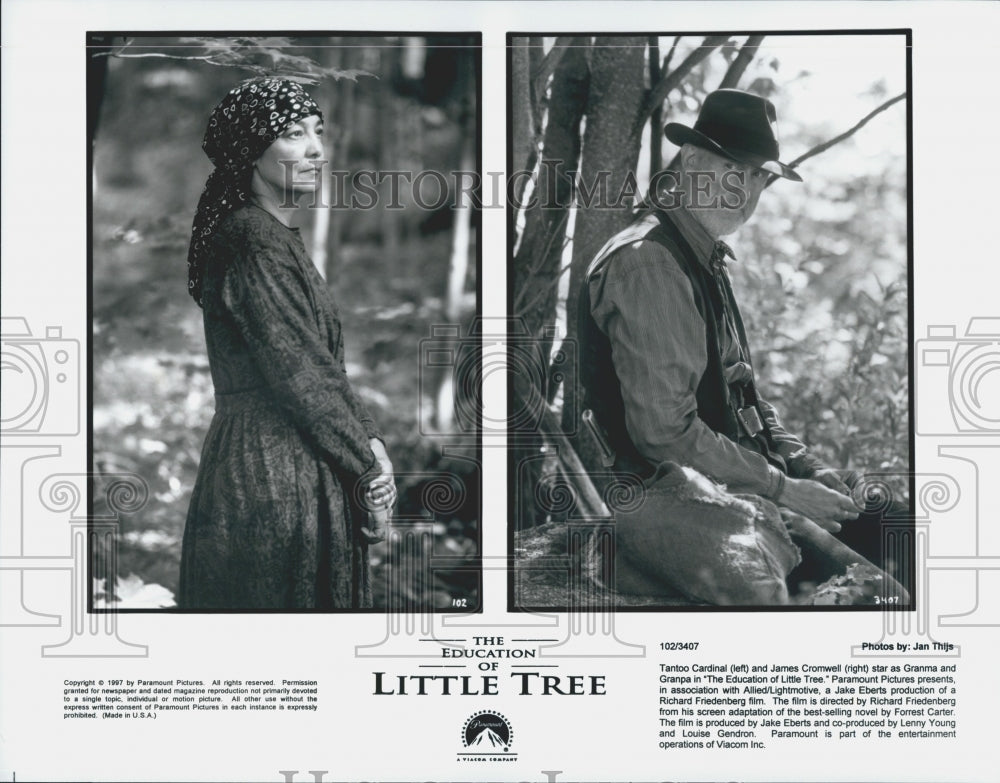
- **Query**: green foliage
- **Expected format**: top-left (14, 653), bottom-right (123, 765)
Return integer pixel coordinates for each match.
top-left (640, 36), bottom-right (909, 501)
top-left (733, 128), bottom-right (909, 502)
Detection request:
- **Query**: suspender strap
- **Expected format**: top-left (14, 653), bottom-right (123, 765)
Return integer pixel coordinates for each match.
top-left (646, 210), bottom-right (785, 471)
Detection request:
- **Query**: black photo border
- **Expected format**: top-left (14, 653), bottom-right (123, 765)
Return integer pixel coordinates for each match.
top-left (86, 30), bottom-right (484, 615)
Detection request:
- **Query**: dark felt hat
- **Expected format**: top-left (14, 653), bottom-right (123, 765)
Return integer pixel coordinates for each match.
top-left (664, 88), bottom-right (802, 182)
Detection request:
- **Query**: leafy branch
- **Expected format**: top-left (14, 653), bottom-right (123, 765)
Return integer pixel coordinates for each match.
top-left (768, 92), bottom-right (906, 186)
top-left (718, 34), bottom-right (765, 89)
top-left (631, 35), bottom-right (730, 139)
top-left (93, 36), bottom-right (375, 85)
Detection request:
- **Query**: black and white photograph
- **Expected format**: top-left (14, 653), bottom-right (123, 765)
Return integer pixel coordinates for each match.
top-left (509, 32), bottom-right (913, 610)
top-left (3, 3), bottom-right (999, 782)
top-left (88, 33), bottom-right (481, 611)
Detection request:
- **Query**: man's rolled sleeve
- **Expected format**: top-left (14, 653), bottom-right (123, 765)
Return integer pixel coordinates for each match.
top-left (757, 398), bottom-right (828, 478)
top-left (590, 240), bottom-right (775, 495)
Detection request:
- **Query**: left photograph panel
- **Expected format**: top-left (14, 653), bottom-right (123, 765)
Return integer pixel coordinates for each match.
top-left (87, 33), bottom-right (481, 612)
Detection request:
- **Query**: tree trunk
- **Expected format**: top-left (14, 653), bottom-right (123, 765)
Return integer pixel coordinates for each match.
top-left (527, 36), bottom-right (544, 132)
top-left (510, 37), bottom-right (590, 529)
top-left (378, 45), bottom-right (402, 256)
top-left (311, 107), bottom-right (332, 276)
top-left (435, 84), bottom-right (476, 432)
top-left (511, 38), bottom-right (537, 183)
top-left (561, 37), bottom-right (648, 441)
top-left (310, 42), bottom-right (341, 278)
top-left (511, 37), bottom-right (589, 417)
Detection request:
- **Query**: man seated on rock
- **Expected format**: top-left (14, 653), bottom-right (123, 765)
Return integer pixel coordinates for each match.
top-left (579, 89), bottom-right (905, 605)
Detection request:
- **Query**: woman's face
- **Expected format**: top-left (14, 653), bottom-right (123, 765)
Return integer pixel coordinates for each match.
top-left (253, 114), bottom-right (325, 200)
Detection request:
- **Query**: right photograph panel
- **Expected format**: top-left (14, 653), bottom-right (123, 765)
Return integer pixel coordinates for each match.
top-left (508, 32), bottom-right (912, 611)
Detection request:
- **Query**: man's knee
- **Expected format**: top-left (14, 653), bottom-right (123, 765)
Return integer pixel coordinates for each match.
top-left (612, 510), bottom-right (795, 606)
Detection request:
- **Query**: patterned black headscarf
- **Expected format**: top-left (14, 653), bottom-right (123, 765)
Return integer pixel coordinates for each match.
top-left (187, 77), bottom-right (322, 306)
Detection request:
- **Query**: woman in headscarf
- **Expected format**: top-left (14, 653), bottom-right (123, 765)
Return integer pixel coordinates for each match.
top-left (179, 77), bottom-right (395, 609)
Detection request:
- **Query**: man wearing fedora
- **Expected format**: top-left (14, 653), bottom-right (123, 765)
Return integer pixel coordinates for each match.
top-left (580, 89), bottom-right (895, 605)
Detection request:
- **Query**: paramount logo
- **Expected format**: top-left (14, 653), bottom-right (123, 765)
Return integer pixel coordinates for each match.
top-left (459, 710), bottom-right (517, 762)
top-left (469, 726), bottom-right (507, 749)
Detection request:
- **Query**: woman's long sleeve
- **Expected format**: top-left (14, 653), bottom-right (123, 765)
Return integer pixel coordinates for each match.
top-left (341, 369), bottom-right (384, 444)
top-left (219, 234), bottom-right (380, 485)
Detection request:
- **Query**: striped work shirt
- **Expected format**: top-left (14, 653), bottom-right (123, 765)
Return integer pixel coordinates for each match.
top-left (588, 204), bottom-right (821, 497)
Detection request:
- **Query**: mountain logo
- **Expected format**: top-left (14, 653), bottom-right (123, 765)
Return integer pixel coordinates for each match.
top-left (461, 710), bottom-right (513, 753)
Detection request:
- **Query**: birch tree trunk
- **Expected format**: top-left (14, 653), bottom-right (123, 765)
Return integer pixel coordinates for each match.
top-left (326, 45), bottom-right (358, 282)
top-left (434, 129), bottom-right (475, 432)
top-left (378, 45), bottom-right (402, 256)
top-left (310, 43), bottom-right (342, 278)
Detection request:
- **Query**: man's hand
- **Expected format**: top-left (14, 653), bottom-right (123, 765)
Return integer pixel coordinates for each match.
top-left (812, 468), bottom-right (851, 496)
top-left (780, 476), bottom-right (862, 533)
top-left (812, 468), bottom-right (864, 497)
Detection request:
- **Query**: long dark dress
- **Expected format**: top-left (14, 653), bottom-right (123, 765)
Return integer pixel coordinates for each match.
top-left (179, 204), bottom-right (381, 609)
